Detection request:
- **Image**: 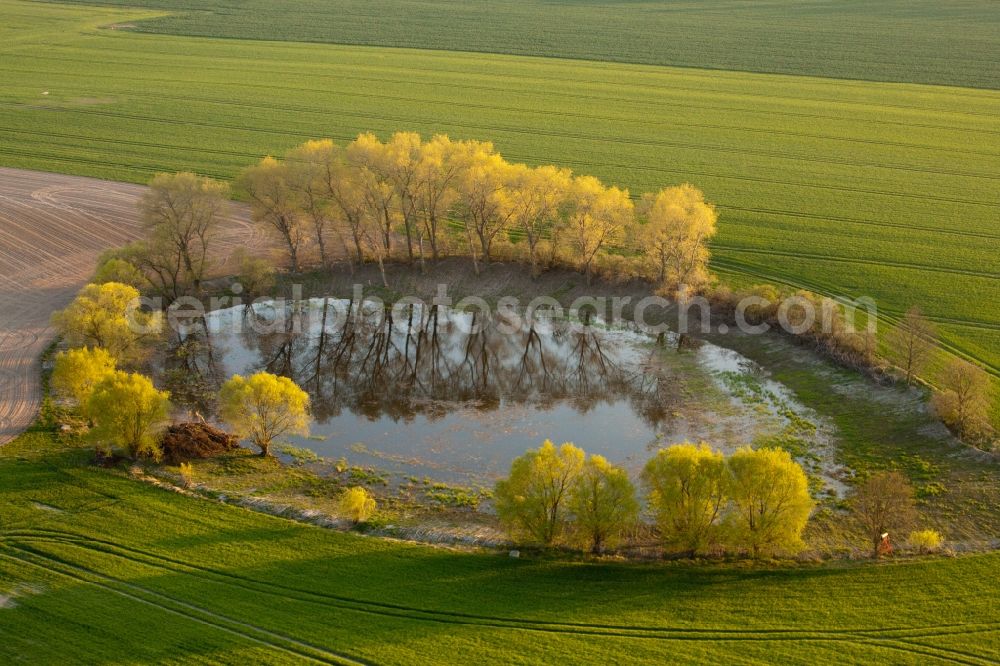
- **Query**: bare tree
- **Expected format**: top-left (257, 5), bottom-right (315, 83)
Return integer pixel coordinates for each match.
top-left (139, 172), bottom-right (229, 297)
top-left (237, 157), bottom-right (307, 272)
top-left (888, 306), bottom-right (937, 385)
top-left (850, 471), bottom-right (917, 558)
top-left (932, 358), bottom-right (994, 442)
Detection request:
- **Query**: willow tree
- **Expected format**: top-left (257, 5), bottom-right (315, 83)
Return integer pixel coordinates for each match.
top-left (643, 442), bottom-right (728, 556)
top-left (568, 454), bottom-right (638, 553)
top-left (563, 176), bottom-right (633, 282)
top-left (503, 163), bottom-right (571, 277)
top-left (414, 134), bottom-right (464, 261)
top-left (139, 172), bottom-right (229, 296)
top-left (307, 141), bottom-right (368, 265)
top-left (52, 282), bottom-right (160, 363)
top-left (454, 142), bottom-right (514, 271)
top-left (237, 156), bottom-right (307, 272)
top-left (381, 132), bottom-right (424, 264)
top-left (726, 447), bottom-right (813, 557)
top-left (87, 370), bottom-right (171, 460)
top-left (641, 184), bottom-right (717, 294)
top-left (285, 140), bottom-right (338, 268)
top-left (494, 440), bottom-right (585, 546)
top-left (51, 346), bottom-right (117, 409)
top-left (347, 133), bottom-right (397, 254)
top-left (218, 371), bottom-right (311, 456)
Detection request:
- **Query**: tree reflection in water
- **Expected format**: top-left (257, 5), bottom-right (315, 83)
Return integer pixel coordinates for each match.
top-left (163, 299), bottom-right (685, 433)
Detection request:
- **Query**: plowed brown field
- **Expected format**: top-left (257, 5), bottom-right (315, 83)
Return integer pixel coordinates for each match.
top-left (0, 167), bottom-right (266, 444)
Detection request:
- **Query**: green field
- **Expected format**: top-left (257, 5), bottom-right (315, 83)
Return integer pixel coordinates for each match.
top-left (1, 0), bottom-right (998, 383)
top-left (2, 4), bottom-right (999, 659)
top-left (40, 0), bottom-right (1000, 89)
top-left (2, 425), bottom-right (998, 664)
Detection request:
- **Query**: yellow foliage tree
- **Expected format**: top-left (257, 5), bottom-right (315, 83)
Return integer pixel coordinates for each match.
top-left (454, 142), bottom-right (514, 270)
top-left (51, 346), bottom-right (117, 409)
top-left (494, 440), bottom-right (585, 545)
top-left (641, 184), bottom-right (717, 294)
top-left (568, 454), bottom-right (638, 553)
top-left (52, 282), bottom-right (159, 363)
top-left (218, 372), bottom-right (311, 456)
top-left (503, 163), bottom-right (571, 277)
top-left (414, 134), bottom-right (464, 260)
top-left (347, 132), bottom-right (398, 255)
top-left (87, 370), bottom-right (171, 459)
top-left (339, 486), bottom-right (377, 524)
top-left (726, 447), bottom-right (813, 557)
top-left (237, 156), bottom-right (307, 272)
top-left (285, 140), bottom-right (340, 268)
top-left (563, 176), bottom-right (633, 282)
top-left (381, 131), bottom-right (425, 264)
top-left (643, 442), bottom-right (728, 556)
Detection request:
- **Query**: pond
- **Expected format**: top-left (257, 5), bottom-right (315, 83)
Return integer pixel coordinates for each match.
top-left (161, 299), bottom-right (845, 494)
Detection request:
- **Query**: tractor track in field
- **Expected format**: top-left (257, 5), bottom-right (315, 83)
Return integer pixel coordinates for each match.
top-left (23, 44), bottom-right (1000, 127)
top-left (10, 72), bottom-right (1000, 170)
top-left (19, 49), bottom-right (1000, 141)
top-left (0, 167), bottom-right (273, 446)
top-left (711, 245), bottom-right (1000, 281)
top-left (6, 98), bottom-right (1000, 203)
top-left (5, 77), bottom-right (999, 181)
top-left (1, 529), bottom-right (997, 664)
top-left (0, 546), bottom-right (366, 665)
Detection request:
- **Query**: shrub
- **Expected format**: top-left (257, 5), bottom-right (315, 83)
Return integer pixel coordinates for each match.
top-left (339, 486), bottom-right (376, 524)
top-left (93, 256), bottom-right (146, 290)
top-left (50, 347), bottom-right (117, 409)
top-left (908, 529), bottom-right (942, 554)
top-left (178, 462), bottom-right (194, 489)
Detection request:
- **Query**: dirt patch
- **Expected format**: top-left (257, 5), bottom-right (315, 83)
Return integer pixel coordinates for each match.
top-left (0, 583), bottom-right (44, 609)
top-left (30, 501), bottom-right (64, 513)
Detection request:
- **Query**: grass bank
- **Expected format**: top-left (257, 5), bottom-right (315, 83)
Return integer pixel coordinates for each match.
top-left (2, 420), bottom-right (999, 663)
